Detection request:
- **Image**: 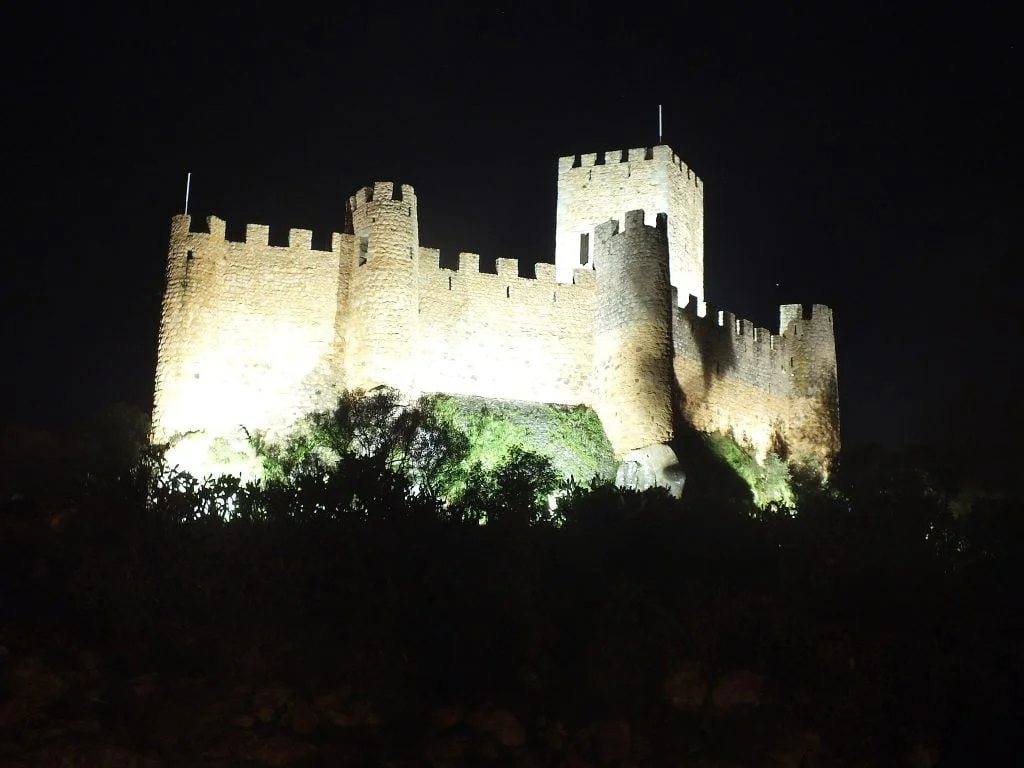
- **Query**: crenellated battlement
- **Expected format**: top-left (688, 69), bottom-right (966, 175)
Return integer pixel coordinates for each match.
top-left (534, 262), bottom-right (556, 282)
top-left (592, 210), bottom-right (669, 273)
top-left (289, 229), bottom-right (312, 249)
top-left (780, 303), bottom-right (834, 332)
top-left (457, 252), bottom-right (480, 272)
top-left (420, 250), bottom-right (584, 288)
top-left (246, 223), bottom-right (269, 244)
top-left (558, 145), bottom-right (703, 191)
top-left (677, 294), bottom-right (785, 350)
top-left (415, 249), bottom-right (564, 284)
top-left (172, 214), bottom-right (344, 253)
top-left (625, 209), bottom-right (646, 231)
top-left (347, 182), bottom-right (416, 213)
top-left (594, 219), bottom-right (618, 243)
top-left (673, 290), bottom-right (838, 443)
top-left (412, 243), bottom-right (596, 350)
top-left (494, 258), bottom-right (516, 277)
top-left (562, 146), bottom-right (664, 169)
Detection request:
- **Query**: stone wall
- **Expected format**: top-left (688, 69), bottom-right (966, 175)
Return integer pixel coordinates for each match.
top-left (152, 215), bottom-right (345, 447)
top-left (415, 252), bottom-right (595, 405)
top-left (672, 298), bottom-right (840, 467)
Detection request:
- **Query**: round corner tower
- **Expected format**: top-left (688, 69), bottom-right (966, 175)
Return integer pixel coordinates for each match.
top-left (592, 210), bottom-right (675, 458)
top-left (345, 181), bottom-right (420, 396)
top-left (151, 213), bottom-right (194, 444)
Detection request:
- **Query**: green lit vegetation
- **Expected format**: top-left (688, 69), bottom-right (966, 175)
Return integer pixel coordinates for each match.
top-left (706, 431), bottom-right (796, 509)
top-left (431, 395), bottom-right (617, 483)
top-left (180, 394), bottom-right (812, 516)
top-left (233, 388), bottom-right (565, 524)
top-left (207, 435), bottom-right (259, 474)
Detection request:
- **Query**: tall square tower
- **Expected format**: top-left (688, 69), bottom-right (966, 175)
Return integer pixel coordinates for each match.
top-left (554, 145), bottom-right (704, 305)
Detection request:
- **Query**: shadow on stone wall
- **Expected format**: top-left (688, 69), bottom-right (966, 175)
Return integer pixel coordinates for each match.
top-left (668, 377), bottom-right (753, 506)
top-left (690, 313), bottom-right (739, 403)
top-left (813, 368), bottom-right (841, 458)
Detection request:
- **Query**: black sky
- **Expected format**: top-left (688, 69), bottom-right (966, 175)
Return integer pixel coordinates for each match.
top-left (3, 2), bottom-right (1019, 480)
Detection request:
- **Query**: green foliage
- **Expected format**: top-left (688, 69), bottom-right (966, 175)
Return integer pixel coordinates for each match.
top-left (548, 405), bottom-right (615, 480)
top-left (707, 431), bottom-right (796, 510)
top-left (431, 395), bottom-right (616, 484)
top-left (432, 396), bottom-right (530, 471)
top-left (454, 446), bottom-right (562, 527)
top-left (246, 389), bottom-right (469, 499)
top-left (234, 388), bottom-right (567, 524)
top-left (207, 435), bottom-right (254, 468)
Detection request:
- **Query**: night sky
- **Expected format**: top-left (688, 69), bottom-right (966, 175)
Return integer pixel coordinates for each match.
top-left (4, 3), bottom-right (1019, 481)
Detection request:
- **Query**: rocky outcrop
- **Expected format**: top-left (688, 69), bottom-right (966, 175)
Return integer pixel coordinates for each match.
top-left (615, 443), bottom-right (685, 498)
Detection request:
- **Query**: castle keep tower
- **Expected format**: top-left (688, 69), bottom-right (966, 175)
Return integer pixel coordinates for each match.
top-left (592, 211), bottom-right (676, 458)
top-left (345, 182), bottom-right (420, 395)
top-left (555, 145), bottom-right (704, 305)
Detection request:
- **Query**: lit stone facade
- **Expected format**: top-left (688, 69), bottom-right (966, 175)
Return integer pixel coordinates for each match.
top-left (153, 145), bottom-right (839, 477)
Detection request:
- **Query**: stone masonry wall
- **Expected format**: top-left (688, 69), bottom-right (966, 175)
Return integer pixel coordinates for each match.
top-left (672, 298), bottom-right (840, 467)
top-left (415, 253), bottom-right (595, 404)
top-left (152, 215), bottom-right (345, 446)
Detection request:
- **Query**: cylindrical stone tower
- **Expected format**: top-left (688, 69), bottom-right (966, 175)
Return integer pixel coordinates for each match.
top-left (345, 181), bottom-right (419, 395)
top-left (151, 213), bottom-right (193, 443)
top-left (592, 210), bottom-right (675, 458)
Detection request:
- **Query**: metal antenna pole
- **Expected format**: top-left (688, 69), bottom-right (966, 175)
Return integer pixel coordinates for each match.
top-left (658, 104), bottom-right (663, 143)
top-left (184, 172), bottom-right (191, 216)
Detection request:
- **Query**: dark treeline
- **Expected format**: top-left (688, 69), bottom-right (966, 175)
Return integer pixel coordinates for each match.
top-left (1, 400), bottom-right (1022, 766)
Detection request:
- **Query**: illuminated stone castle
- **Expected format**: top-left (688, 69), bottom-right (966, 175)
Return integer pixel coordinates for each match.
top-left (153, 145), bottom-right (839, 482)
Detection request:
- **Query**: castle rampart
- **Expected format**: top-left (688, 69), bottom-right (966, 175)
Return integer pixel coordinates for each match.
top-left (672, 296), bottom-right (839, 465)
top-left (152, 144), bottom-right (839, 484)
top-left (415, 245), bottom-right (595, 406)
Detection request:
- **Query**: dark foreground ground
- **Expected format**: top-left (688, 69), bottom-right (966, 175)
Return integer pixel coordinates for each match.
top-left (2, 470), bottom-right (1022, 767)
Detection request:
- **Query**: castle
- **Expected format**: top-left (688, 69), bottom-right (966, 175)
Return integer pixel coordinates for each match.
top-left (152, 144), bottom-right (839, 485)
